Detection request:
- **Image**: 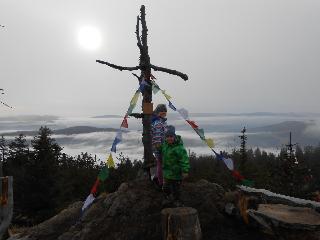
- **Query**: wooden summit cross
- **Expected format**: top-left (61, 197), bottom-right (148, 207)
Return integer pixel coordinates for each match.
top-left (97, 5), bottom-right (188, 172)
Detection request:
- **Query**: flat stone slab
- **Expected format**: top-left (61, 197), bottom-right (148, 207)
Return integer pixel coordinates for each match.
top-left (257, 204), bottom-right (320, 226)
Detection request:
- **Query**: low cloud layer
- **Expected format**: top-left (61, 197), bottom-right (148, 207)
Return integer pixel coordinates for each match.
top-left (1, 113), bottom-right (320, 162)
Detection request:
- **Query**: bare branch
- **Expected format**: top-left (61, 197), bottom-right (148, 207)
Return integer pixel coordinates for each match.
top-left (96, 60), bottom-right (140, 71)
top-left (136, 16), bottom-right (142, 50)
top-left (132, 73), bottom-right (141, 81)
top-left (150, 64), bottom-right (188, 81)
top-left (0, 101), bottom-right (13, 108)
top-left (140, 6), bottom-right (148, 48)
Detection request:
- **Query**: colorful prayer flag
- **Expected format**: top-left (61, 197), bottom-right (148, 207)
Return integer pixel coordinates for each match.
top-left (177, 108), bottom-right (189, 120)
top-left (130, 91), bottom-right (140, 105)
top-left (168, 101), bottom-right (177, 111)
top-left (90, 178), bottom-right (100, 195)
top-left (195, 128), bottom-right (205, 140)
top-left (107, 153), bottom-right (115, 168)
top-left (116, 130), bottom-right (122, 141)
top-left (162, 90), bottom-right (172, 100)
top-left (121, 116), bottom-right (128, 128)
top-left (213, 150), bottom-right (235, 171)
top-left (126, 104), bottom-right (135, 115)
top-left (186, 120), bottom-right (199, 129)
top-left (139, 79), bottom-right (149, 93)
top-left (152, 84), bottom-right (160, 94)
top-left (205, 138), bottom-right (214, 148)
top-left (98, 166), bottom-right (109, 181)
top-left (82, 193), bottom-right (95, 211)
top-left (222, 157), bottom-right (234, 171)
top-left (111, 137), bottom-right (121, 153)
top-left (241, 179), bottom-right (254, 187)
top-left (232, 170), bottom-right (245, 182)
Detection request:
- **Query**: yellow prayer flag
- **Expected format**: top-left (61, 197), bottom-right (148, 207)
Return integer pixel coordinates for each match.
top-left (205, 138), bottom-right (214, 148)
top-left (130, 91), bottom-right (140, 105)
top-left (107, 153), bottom-right (115, 168)
top-left (162, 90), bottom-right (172, 100)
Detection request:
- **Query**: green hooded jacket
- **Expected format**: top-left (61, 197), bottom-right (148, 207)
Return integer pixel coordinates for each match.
top-left (160, 135), bottom-right (190, 180)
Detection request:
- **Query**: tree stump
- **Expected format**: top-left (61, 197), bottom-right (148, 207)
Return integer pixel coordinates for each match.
top-left (161, 207), bottom-right (202, 240)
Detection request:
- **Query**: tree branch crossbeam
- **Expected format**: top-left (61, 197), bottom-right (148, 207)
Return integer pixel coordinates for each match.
top-left (96, 60), bottom-right (140, 71)
top-left (151, 64), bottom-right (188, 81)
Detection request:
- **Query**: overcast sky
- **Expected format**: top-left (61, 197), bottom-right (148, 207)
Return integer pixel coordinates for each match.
top-left (0, 0), bottom-right (319, 117)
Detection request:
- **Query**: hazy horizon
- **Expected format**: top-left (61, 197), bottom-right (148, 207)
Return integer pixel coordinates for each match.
top-left (1, 110), bottom-right (320, 119)
top-left (1, 112), bottom-right (319, 162)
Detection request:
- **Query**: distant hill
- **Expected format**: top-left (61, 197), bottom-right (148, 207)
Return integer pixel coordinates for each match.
top-left (188, 112), bottom-right (317, 117)
top-left (1, 126), bottom-right (122, 137)
top-left (247, 121), bottom-right (319, 147)
top-left (53, 126), bottom-right (122, 135)
top-left (250, 121), bottom-right (309, 133)
top-left (91, 112), bottom-right (316, 120)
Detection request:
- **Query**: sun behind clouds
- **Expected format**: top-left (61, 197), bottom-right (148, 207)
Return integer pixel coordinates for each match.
top-left (77, 25), bottom-right (102, 51)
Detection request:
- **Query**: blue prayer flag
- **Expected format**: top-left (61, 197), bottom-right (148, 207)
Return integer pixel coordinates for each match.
top-left (168, 101), bottom-right (177, 111)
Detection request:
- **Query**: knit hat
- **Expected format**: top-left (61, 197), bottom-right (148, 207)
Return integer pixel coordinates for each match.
top-left (165, 125), bottom-right (176, 137)
top-left (154, 104), bottom-right (167, 114)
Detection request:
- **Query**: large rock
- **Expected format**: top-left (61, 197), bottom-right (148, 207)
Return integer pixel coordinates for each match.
top-left (248, 204), bottom-right (320, 240)
top-left (8, 180), bottom-right (272, 240)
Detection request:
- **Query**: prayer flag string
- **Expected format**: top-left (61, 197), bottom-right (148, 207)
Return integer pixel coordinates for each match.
top-left (82, 89), bottom-right (140, 212)
top-left (151, 79), bottom-right (253, 186)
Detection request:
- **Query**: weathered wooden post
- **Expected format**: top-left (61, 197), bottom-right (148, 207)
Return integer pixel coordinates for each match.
top-left (0, 176), bottom-right (13, 239)
top-left (97, 5), bottom-right (188, 174)
top-left (161, 207), bottom-right (202, 240)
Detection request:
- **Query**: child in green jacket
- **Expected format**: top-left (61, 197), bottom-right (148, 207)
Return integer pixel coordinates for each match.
top-left (160, 125), bottom-right (190, 207)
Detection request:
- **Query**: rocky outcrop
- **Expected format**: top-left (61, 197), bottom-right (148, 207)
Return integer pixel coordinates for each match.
top-left (248, 204), bottom-right (320, 240)
top-left (8, 180), bottom-right (272, 240)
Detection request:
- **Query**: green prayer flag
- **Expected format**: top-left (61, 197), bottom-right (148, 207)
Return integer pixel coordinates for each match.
top-left (152, 84), bottom-right (160, 94)
top-left (126, 104), bottom-right (135, 115)
top-left (98, 166), bottom-right (109, 181)
top-left (195, 128), bottom-right (205, 140)
top-left (241, 179), bottom-right (254, 187)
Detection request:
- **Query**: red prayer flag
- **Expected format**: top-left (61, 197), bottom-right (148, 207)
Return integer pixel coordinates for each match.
top-left (121, 116), bottom-right (128, 128)
top-left (231, 170), bottom-right (245, 182)
top-left (90, 178), bottom-right (100, 195)
top-left (186, 120), bottom-right (198, 129)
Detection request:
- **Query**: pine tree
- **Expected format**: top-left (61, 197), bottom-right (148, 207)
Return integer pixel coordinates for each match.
top-left (25, 126), bottom-right (62, 223)
top-left (272, 132), bottom-right (311, 197)
top-left (238, 127), bottom-right (248, 175)
top-left (55, 152), bottom-right (99, 207)
top-left (5, 134), bottom-right (30, 222)
top-left (0, 135), bottom-right (8, 176)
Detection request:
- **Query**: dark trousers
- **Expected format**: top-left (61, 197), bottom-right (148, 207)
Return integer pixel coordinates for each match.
top-left (162, 179), bottom-right (181, 201)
